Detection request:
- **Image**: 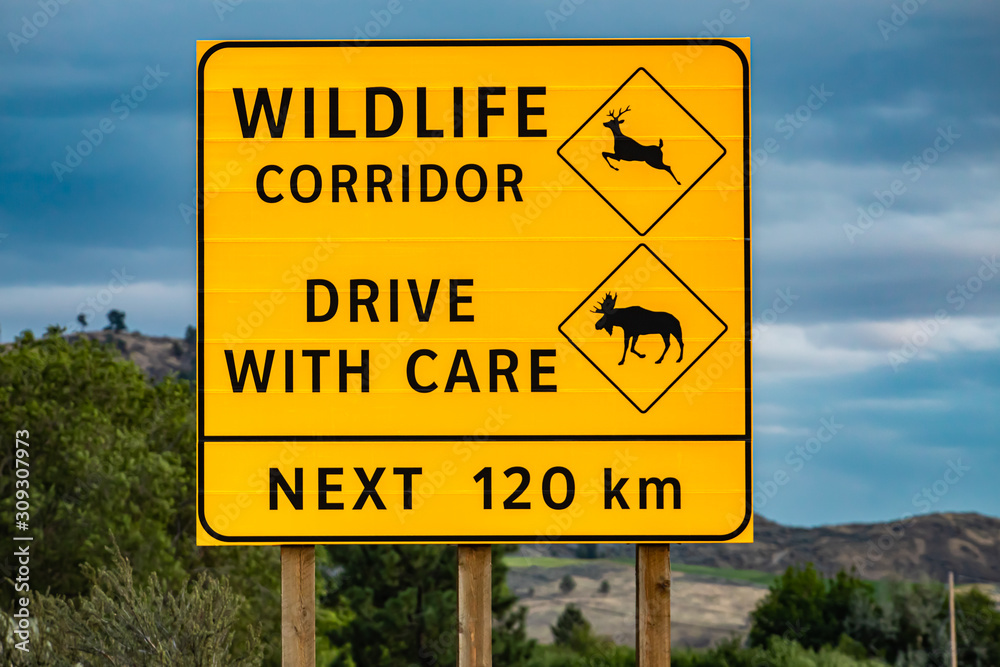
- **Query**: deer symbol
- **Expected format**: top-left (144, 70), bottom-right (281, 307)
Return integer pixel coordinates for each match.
top-left (592, 293), bottom-right (684, 366)
top-left (602, 106), bottom-right (680, 185)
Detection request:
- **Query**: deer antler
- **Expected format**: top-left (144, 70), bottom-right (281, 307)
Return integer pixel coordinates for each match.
top-left (619, 105), bottom-right (630, 117)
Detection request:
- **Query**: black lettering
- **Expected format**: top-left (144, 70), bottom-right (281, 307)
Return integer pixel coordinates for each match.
top-left (304, 87), bottom-right (314, 138)
top-left (407, 349), bottom-right (437, 393)
top-left (450, 279), bottom-right (473, 322)
top-left (328, 88), bottom-right (356, 137)
top-left (350, 279), bottom-right (379, 322)
top-left (389, 279), bottom-right (399, 322)
top-left (503, 466), bottom-right (531, 509)
top-left (478, 86), bottom-right (505, 137)
top-left (367, 164), bottom-right (392, 202)
top-left (518, 87), bottom-right (546, 137)
top-left (301, 349), bottom-right (330, 392)
top-left (339, 349), bottom-right (369, 392)
top-left (256, 165), bottom-right (283, 203)
top-left (490, 349), bottom-right (518, 392)
top-left (353, 467), bottom-right (386, 510)
top-left (366, 87), bottom-right (403, 138)
top-left (409, 278), bottom-right (440, 322)
top-left (420, 164), bottom-right (447, 202)
top-left (445, 349), bottom-right (480, 392)
top-left (456, 164), bottom-right (487, 202)
top-left (640, 477), bottom-right (681, 510)
top-left (531, 349), bottom-right (556, 392)
top-left (453, 86), bottom-right (464, 137)
top-left (290, 165), bottom-right (322, 203)
top-left (498, 164), bottom-right (523, 202)
top-left (332, 165), bottom-right (358, 203)
top-left (285, 349), bottom-right (293, 393)
top-left (604, 468), bottom-right (629, 509)
top-left (318, 467), bottom-right (344, 510)
top-left (542, 466), bottom-right (574, 510)
top-left (225, 349), bottom-right (274, 392)
top-left (233, 87), bottom-right (292, 138)
top-left (416, 87), bottom-right (443, 138)
top-left (394, 467), bottom-right (422, 509)
top-left (269, 467), bottom-right (303, 510)
top-left (473, 467), bottom-right (492, 509)
top-left (306, 278), bottom-right (338, 322)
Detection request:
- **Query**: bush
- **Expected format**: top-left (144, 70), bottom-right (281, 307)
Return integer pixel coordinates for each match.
top-left (672, 636), bottom-right (888, 667)
top-left (598, 580), bottom-right (611, 595)
top-left (559, 575), bottom-right (576, 594)
top-left (0, 544), bottom-right (262, 666)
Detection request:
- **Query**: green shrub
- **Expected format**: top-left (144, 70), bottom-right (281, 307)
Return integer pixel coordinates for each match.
top-left (0, 544), bottom-right (261, 666)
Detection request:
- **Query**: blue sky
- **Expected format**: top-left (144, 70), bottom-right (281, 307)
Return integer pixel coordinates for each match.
top-left (1, 0), bottom-right (998, 528)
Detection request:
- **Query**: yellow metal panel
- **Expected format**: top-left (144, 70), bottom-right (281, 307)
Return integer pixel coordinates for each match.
top-left (196, 39), bottom-right (751, 544)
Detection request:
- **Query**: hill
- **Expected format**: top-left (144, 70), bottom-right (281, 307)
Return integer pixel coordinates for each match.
top-left (519, 513), bottom-right (1000, 585)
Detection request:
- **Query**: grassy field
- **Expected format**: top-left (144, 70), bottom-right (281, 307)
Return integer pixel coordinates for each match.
top-left (504, 556), bottom-right (776, 587)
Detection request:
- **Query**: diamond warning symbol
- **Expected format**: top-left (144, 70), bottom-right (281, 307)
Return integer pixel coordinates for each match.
top-left (557, 67), bottom-right (726, 236)
top-left (558, 245), bottom-right (728, 413)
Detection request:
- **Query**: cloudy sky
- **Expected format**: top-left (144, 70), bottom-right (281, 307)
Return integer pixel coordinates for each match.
top-left (1, 0), bottom-right (998, 528)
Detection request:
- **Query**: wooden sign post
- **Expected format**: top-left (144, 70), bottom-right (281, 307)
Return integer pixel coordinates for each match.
top-left (637, 544), bottom-right (671, 666)
top-left (281, 546), bottom-right (316, 667)
top-left (458, 545), bottom-right (493, 667)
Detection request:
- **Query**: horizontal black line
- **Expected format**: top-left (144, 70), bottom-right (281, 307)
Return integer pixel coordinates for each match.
top-left (201, 434), bottom-right (749, 442)
top-left (200, 533), bottom-right (747, 543)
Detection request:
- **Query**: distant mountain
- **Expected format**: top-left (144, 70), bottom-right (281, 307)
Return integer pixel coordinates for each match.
top-left (522, 513), bottom-right (1000, 584)
top-left (98, 330), bottom-right (1000, 585)
top-left (673, 513), bottom-right (1000, 583)
top-left (72, 330), bottom-right (195, 383)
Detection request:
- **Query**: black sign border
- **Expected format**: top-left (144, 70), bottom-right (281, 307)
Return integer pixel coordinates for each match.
top-left (557, 244), bottom-right (729, 414)
top-left (556, 66), bottom-right (727, 236)
top-left (197, 38), bottom-right (751, 544)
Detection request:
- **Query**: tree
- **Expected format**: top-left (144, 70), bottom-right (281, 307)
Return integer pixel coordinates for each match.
top-left (76, 313), bottom-right (87, 329)
top-left (0, 329), bottom-right (281, 663)
top-left (598, 580), bottom-right (610, 595)
top-left (104, 309), bottom-right (127, 332)
top-left (551, 604), bottom-right (591, 651)
top-left (559, 574), bottom-right (576, 594)
top-left (185, 324), bottom-right (197, 346)
top-left (319, 544), bottom-right (533, 666)
top-left (574, 545), bottom-right (598, 559)
top-left (748, 564), bottom-right (1000, 666)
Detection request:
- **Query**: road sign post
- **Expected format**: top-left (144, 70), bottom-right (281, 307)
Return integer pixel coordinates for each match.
top-left (281, 546), bottom-right (315, 667)
top-left (458, 545), bottom-right (492, 667)
top-left (636, 544), bottom-right (671, 666)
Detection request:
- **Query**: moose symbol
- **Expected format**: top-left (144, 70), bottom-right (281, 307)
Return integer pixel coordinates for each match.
top-left (592, 293), bottom-right (684, 366)
top-left (602, 106), bottom-right (681, 185)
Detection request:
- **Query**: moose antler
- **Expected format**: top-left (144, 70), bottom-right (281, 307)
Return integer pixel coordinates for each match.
top-left (592, 292), bottom-right (617, 313)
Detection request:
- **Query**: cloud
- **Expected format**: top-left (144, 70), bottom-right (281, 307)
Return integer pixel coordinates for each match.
top-left (0, 280), bottom-right (193, 341)
top-left (755, 316), bottom-right (1000, 380)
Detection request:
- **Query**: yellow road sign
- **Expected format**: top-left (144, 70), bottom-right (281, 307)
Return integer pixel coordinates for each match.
top-left (197, 39), bottom-right (751, 545)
